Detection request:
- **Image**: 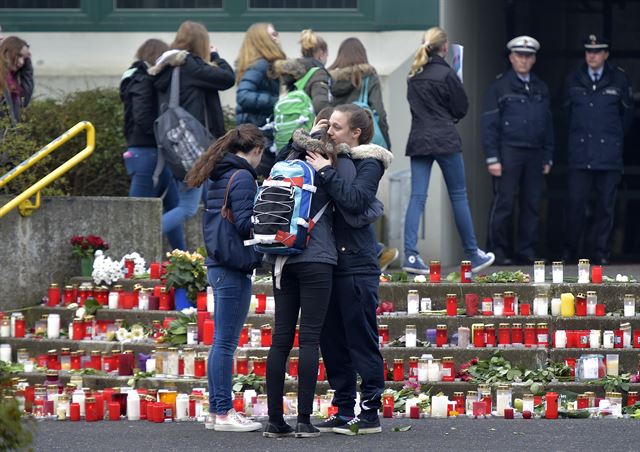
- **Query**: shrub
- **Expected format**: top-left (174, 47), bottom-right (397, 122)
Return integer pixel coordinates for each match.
top-left (1, 89), bottom-right (236, 197)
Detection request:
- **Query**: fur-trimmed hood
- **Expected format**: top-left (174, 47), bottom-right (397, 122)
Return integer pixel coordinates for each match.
top-left (292, 129), bottom-right (350, 156)
top-left (329, 63), bottom-right (377, 97)
top-left (274, 57), bottom-right (324, 87)
top-left (349, 143), bottom-right (393, 169)
top-left (148, 49), bottom-right (188, 76)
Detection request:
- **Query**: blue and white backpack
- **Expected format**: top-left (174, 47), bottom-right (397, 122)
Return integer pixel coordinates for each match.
top-left (246, 159), bottom-right (328, 255)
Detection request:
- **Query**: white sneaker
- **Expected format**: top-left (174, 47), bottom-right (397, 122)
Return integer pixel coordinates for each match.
top-left (214, 409), bottom-right (262, 432)
top-left (204, 413), bottom-right (216, 430)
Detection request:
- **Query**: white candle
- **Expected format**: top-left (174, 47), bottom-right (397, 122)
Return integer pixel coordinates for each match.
top-left (207, 287), bottom-right (215, 313)
top-left (108, 292), bottom-right (119, 309)
top-left (606, 354), bottom-right (619, 376)
top-left (72, 389), bottom-right (86, 417)
top-left (427, 361), bottom-right (440, 382)
top-left (405, 397), bottom-right (419, 416)
top-left (145, 358), bottom-right (156, 373)
top-left (47, 314), bottom-right (60, 339)
top-left (554, 330), bottom-right (567, 348)
top-left (127, 390), bottom-right (140, 420)
top-left (175, 394), bottom-right (189, 421)
top-left (0, 344), bottom-right (11, 362)
top-left (590, 330), bottom-right (601, 348)
top-left (603, 331), bottom-right (614, 349)
top-left (431, 395), bottom-right (448, 418)
top-left (551, 298), bottom-right (562, 316)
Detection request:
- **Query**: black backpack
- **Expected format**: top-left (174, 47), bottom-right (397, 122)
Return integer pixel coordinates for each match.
top-left (154, 66), bottom-right (213, 180)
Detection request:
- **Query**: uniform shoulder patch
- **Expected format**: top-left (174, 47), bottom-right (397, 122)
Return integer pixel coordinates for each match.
top-left (495, 73), bottom-right (504, 80)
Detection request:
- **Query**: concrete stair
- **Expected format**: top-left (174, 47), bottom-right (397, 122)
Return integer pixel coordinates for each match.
top-left (6, 278), bottom-right (640, 398)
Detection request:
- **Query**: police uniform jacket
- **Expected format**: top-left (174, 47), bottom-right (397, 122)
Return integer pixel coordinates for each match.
top-left (405, 55), bottom-right (468, 157)
top-left (564, 61), bottom-right (634, 171)
top-left (482, 69), bottom-right (554, 165)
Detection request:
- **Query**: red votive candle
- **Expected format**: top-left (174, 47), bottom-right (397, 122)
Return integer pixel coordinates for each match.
top-left (520, 304), bottom-right (530, 316)
top-left (328, 405), bottom-right (338, 417)
top-left (256, 293), bottom-right (267, 314)
top-left (48, 284), bottom-right (61, 307)
top-left (70, 403), bottom-right (80, 421)
top-left (196, 292), bottom-right (207, 311)
top-left (149, 262), bottom-right (161, 280)
top-left (596, 304), bottom-right (606, 316)
top-left (410, 405), bottom-right (420, 419)
top-left (109, 401), bottom-right (120, 420)
top-left (203, 320), bottom-right (214, 346)
top-left (591, 265), bottom-right (603, 284)
top-left (504, 408), bottom-right (514, 419)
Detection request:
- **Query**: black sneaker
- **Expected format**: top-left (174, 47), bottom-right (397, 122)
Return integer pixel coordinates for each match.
top-left (314, 415), bottom-right (351, 432)
top-left (263, 421), bottom-right (295, 438)
top-left (294, 422), bottom-right (321, 438)
top-left (333, 416), bottom-right (382, 436)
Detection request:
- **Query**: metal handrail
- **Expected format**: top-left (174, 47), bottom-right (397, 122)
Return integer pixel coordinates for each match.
top-left (0, 121), bottom-right (95, 218)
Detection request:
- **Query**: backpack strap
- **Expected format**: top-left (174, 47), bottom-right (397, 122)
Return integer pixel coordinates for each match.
top-left (357, 75), bottom-right (370, 105)
top-left (169, 66), bottom-right (181, 109)
top-left (306, 201), bottom-right (331, 232)
top-left (294, 67), bottom-right (320, 91)
top-left (221, 170), bottom-right (243, 224)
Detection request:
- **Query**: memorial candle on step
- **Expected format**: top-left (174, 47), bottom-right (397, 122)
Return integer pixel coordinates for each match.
top-left (560, 293), bottom-right (575, 317)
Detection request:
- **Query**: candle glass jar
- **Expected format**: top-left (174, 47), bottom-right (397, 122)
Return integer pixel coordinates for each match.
top-left (392, 359), bottom-right (404, 382)
top-left (186, 323), bottom-right (197, 345)
top-left (496, 385), bottom-right (512, 415)
top-left (420, 297), bottom-right (432, 313)
top-left (578, 259), bottom-right (590, 283)
top-left (427, 359), bottom-right (440, 382)
top-left (533, 261), bottom-right (545, 283)
top-left (378, 325), bottom-right (389, 346)
top-left (236, 355), bottom-right (249, 376)
top-left (436, 325), bottom-right (448, 347)
top-left (466, 391), bottom-right (478, 415)
top-left (14, 315), bottom-right (25, 338)
top-left (534, 293), bottom-right (549, 316)
top-left (407, 290), bottom-right (419, 315)
top-left (484, 324), bottom-right (496, 347)
top-left (446, 293), bottom-right (458, 316)
top-left (48, 283), bottom-right (61, 307)
top-left (624, 294), bottom-right (636, 317)
top-left (473, 324), bottom-right (485, 348)
top-left (0, 318), bottom-right (10, 338)
top-left (551, 262), bottom-right (563, 283)
top-left (536, 323), bottom-right (549, 347)
top-left (417, 358), bottom-right (428, 383)
top-left (621, 323), bottom-right (632, 348)
top-left (155, 347), bottom-right (167, 376)
top-left (627, 391), bottom-right (638, 407)
top-left (458, 326), bottom-right (470, 348)
top-left (167, 348), bottom-right (179, 376)
top-left (194, 356), bottom-right (206, 378)
top-left (498, 323), bottom-right (511, 346)
top-left (460, 260), bottom-right (472, 283)
top-left (260, 324), bottom-right (272, 347)
top-left (429, 261), bottom-right (441, 283)
top-left (405, 325), bottom-right (417, 348)
top-left (522, 393), bottom-right (534, 413)
top-left (288, 357), bottom-right (299, 378)
top-left (441, 357), bottom-right (455, 382)
top-left (182, 348), bottom-right (195, 377)
top-left (503, 291), bottom-right (515, 316)
top-left (524, 323), bottom-right (537, 347)
top-left (575, 293), bottom-right (587, 316)
top-left (586, 291), bottom-right (597, 316)
top-left (493, 294), bottom-right (504, 316)
top-left (408, 357), bottom-right (418, 382)
top-left (254, 357), bottom-right (266, 377)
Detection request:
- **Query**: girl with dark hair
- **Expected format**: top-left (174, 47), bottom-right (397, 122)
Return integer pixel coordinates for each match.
top-left (185, 124), bottom-right (265, 432)
top-left (328, 38), bottom-right (390, 149)
top-left (151, 21), bottom-right (235, 251)
top-left (305, 104), bottom-right (392, 435)
top-left (120, 39), bottom-right (178, 234)
top-left (0, 36), bottom-right (33, 124)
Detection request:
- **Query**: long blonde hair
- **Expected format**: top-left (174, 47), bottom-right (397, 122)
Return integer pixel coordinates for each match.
top-left (408, 27), bottom-right (447, 77)
top-left (235, 22), bottom-right (286, 83)
top-left (300, 29), bottom-right (327, 58)
top-left (172, 21), bottom-right (210, 62)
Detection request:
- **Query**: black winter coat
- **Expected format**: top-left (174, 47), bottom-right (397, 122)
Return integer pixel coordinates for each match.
top-left (481, 69), bottom-right (554, 165)
top-left (405, 55), bottom-right (468, 157)
top-left (1, 57), bottom-right (34, 124)
top-left (564, 62), bottom-right (634, 171)
top-left (153, 51), bottom-right (235, 139)
top-left (316, 143), bottom-right (392, 275)
top-left (120, 60), bottom-right (157, 147)
top-left (203, 152), bottom-right (262, 272)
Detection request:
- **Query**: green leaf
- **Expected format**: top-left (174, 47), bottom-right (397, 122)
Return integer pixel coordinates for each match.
top-left (350, 424), bottom-right (360, 434)
top-left (393, 425), bottom-right (412, 432)
top-left (233, 383), bottom-right (243, 392)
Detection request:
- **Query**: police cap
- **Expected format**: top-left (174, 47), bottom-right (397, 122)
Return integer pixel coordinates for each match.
top-left (583, 34), bottom-right (609, 51)
top-left (506, 36), bottom-right (540, 54)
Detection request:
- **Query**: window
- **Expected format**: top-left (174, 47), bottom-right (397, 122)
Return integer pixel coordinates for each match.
top-left (0, 0), bottom-right (80, 7)
top-left (115, 0), bottom-right (222, 9)
top-left (249, 0), bottom-right (357, 9)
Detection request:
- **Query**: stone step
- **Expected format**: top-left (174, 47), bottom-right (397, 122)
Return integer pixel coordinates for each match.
top-left (24, 307), bottom-right (640, 344)
top-left (3, 337), bottom-right (548, 369)
top-left (14, 371), bottom-right (640, 399)
top-left (63, 278), bottom-right (640, 312)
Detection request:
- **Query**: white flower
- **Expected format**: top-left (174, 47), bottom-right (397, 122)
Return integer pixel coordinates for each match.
top-left (116, 328), bottom-right (129, 342)
top-left (181, 307), bottom-right (197, 316)
top-left (120, 252), bottom-right (147, 276)
top-left (616, 274), bottom-right (629, 282)
top-left (414, 275), bottom-right (427, 283)
top-left (131, 328), bottom-right (145, 341)
top-left (75, 307), bottom-right (86, 319)
top-left (92, 252), bottom-right (125, 285)
top-left (418, 393), bottom-right (429, 401)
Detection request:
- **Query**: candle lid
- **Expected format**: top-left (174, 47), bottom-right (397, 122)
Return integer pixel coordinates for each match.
top-left (378, 324), bottom-right (388, 329)
top-left (484, 324), bottom-right (495, 329)
top-left (393, 358), bottom-right (403, 363)
top-left (525, 323), bottom-right (536, 328)
top-left (429, 260), bottom-right (440, 265)
top-left (498, 323), bottom-right (510, 328)
top-left (260, 324), bottom-right (271, 329)
top-left (453, 392), bottom-right (464, 397)
top-left (552, 261), bottom-right (563, 265)
top-left (289, 357), bottom-right (299, 361)
top-left (436, 325), bottom-right (447, 330)
top-left (409, 357), bottom-right (418, 362)
top-left (467, 391), bottom-right (478, 396)
top-left (442, 357), bottom-right (453, 362)
top-left (534, 260), bottom-right (545, 265)
top-left (446, 293), bottom-right (457, 298)
top-left (537, 323), bottom-right (548, 328)
top-left (512, 323), bottom-right (522, 328)
top-left (579, 259), bottom-right (590, 264)
top-left (503, 291), bottom-right (515, 297)
top-left (461, 260), bottom-right (471, 265)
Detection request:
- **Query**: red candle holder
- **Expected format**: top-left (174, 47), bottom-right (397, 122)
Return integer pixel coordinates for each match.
top-left (47, 284), bottom-right (61, 307)
top-left (70, 403), bottom-right (80, 421)
top-left (591, 265), bottom-right (603, 284)
top-left (460, 260), bottom-right (472, 283)
top-left (519, 303), bottom-right (531, 316)
top-left (124, 259), bottom-right (135, 279)
top-left (545, 392), bottom-right (559, 419)
top-left (260, 324), bottom-right (272, 347)
top-left (446, 294), bottom-right (458, 316)
top-left (255, 293), bottom-right (267, 314)
top-left (236, 356), bottom-right (248, 375)
top-left (239, 325), bottom-right (249, 347)
top-left (253, 358), bottom-right (266, 377)
top-left (233, 393), bottom-right (244, 414)
top-left (294, 325), bottom-right (299, 348)
top-left (289, 357), bottom-right (299, 378)
top-left (473, 325), bottom-right (486, 348)
top-left (392, 359), bottom-right (404, 382)
top-left (194, 357), bottom-right (206, 378)
top-left (203, 320), bottom-right (214, 346)
top-left (108, 401), bottom-right (121, 420)
top-left (485, 325), bottom-right (496, 347)
top-left (318, 358), bottom-right (325, 381)
top-left (149, 262), bottom-right (161, 280)
top-left (596, 304), bottom-right (606, 316)
top-left (14, 317), bottom-right (25, 338)
top-left (563, 358), bottom-right (576, 377)
top-left (378, 325), bottom-right (389, 346)
top-left (409, 405), bottom-right (420, 419)
top-left (196, 292), bottom-right (208, 311)
top-left (575, 294), bottom-right (587, 316)
top-left (436, 325), bottom-right (448, 347)
top-left (429, 260), bottom-right (441, 283)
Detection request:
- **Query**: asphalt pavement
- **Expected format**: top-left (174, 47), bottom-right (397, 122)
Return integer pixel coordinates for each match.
top-left (29, 417), bottom-right (640, 452)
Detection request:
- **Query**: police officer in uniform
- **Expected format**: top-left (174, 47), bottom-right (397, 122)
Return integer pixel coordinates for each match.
top-left (563, 34), bottom-right (634, 264)
top-left (482, 36), bottom-right (554, 265)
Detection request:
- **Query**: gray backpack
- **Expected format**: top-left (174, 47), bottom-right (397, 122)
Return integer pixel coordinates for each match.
top-left (154, 66), bottom-right (213, 180)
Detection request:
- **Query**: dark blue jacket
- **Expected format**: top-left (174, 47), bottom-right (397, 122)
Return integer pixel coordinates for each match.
top-left (316, 144), bottom-right (392, 276)
top-left (564, 62), bottom-right (634, 171)
top-left (235, 58), bottom-right (280, 134)
top-left (482, 69), bottom-right (554, 165)
top-left (203, 153), bottom-right (262, 272)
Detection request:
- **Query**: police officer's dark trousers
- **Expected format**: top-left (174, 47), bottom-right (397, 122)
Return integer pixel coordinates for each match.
top-left (488, 146), bottom-right (544, 260)
top-left (564, 169), bottom-right (621, 260)
top-left (320, 274), bottom-right (384, 419)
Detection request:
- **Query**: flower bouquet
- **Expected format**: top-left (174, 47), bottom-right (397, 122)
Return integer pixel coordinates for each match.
top-left (70, 235), bottom-right (109, 276)
top-left (164, 250), bottom-right (207, 309)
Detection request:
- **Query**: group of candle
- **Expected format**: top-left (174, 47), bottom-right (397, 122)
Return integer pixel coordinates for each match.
top-left (424, 259), bottom-right (603, 284)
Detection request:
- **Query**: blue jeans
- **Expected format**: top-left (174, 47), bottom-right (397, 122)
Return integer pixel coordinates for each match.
top-left (207, 266), bottom-right (252, 414)
top-left (162, 179), bottom-right (203, 250)
top-left (123, 147), bottom-right (183, 249)
top-left (404, 153), bottom-right (479, 256)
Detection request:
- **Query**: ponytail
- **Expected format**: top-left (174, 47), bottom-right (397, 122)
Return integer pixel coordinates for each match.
top-left (185, 124), bottom-right (266, 187)
top-left (409, 27), bottom-right (448, 77)
top-left (300, 29), bottom-right (327, 58)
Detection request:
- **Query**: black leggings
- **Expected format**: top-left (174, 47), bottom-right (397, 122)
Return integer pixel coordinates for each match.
top-left (266, 262), bottom-right (333, 417)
